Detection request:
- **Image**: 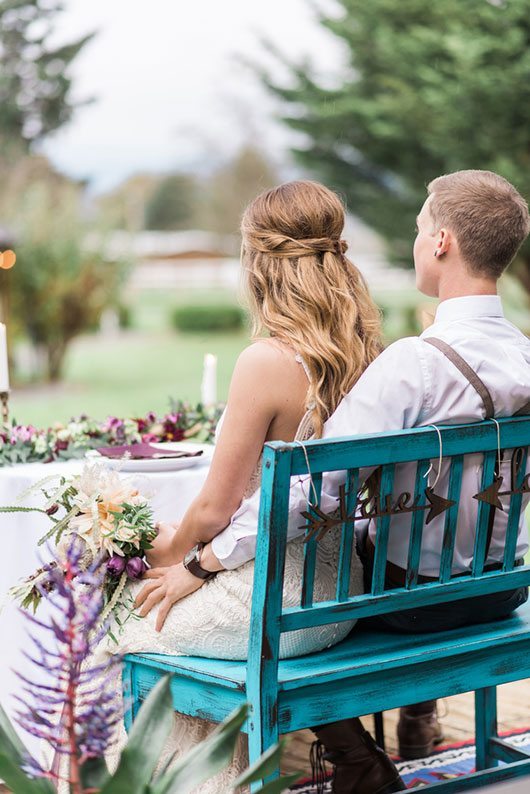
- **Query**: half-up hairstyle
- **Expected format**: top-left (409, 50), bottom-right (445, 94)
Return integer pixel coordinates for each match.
top-left (242, 180), bottom-right (383, 438)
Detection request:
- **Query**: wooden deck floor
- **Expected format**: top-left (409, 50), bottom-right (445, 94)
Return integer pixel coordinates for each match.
top-left (281, 679), bottom-right (530, 776)
top-left (1, 680), bottom-right (528, 791)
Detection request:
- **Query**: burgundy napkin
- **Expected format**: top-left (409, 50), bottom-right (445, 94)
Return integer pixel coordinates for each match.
top-left (96, 443), bottom-right (203, 460)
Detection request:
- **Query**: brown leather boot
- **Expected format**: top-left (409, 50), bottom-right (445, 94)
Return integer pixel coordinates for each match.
top-left (312, 718), bottom-right (406, 794)
top-left (397, 700), bottom-right (444, 760)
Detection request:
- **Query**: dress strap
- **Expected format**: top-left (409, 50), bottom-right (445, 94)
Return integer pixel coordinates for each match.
top-left (294, 352), bottom-right (312, 383)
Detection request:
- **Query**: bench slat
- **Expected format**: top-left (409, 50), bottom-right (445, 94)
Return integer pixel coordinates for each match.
top-left (503, 446), bottom-right (529, 572)
top-left (439, 454), bottom-right (464, 583)
top-left (336, 468), bottom-right (359, 602)
top-left (371, 464), bottom-right (395, 595)
top-left (406, 459), bottom-right (430, 589)
top-left (280, 566), bottom-right (530, 632)
top-left (472, 450), bottom-right (498, 576)
top-left (247, 445), bottom-right (292, 763)
top-left (301, 472), bottom-right (323, 608)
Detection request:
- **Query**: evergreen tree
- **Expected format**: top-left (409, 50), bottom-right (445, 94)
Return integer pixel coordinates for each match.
top-left (144, 173), bottom-right (198, 230)
top-left (0, 0), bottom-right (93, 147)
top-left (263, 0), bottom-right (530, 289)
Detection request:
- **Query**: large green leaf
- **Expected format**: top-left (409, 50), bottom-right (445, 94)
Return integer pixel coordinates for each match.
top-left (0, 704), bottom-right (54, 793)
top-left (255, 774), bottom-right (303, 793)
top-left (231, 740), bottom-right (286, 787)
top-left (80, 755), bottom-right (111, 790)
top-left (0, 752), bottom-right (55, 794)
top-left (100, 675), bottom-right (174, 794)
top-left (150, 705), bottom-right (248, 794)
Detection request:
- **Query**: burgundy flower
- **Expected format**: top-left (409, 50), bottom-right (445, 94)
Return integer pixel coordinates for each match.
top-left (126, 556), bottom-right (147, 579)
top-left (45, 503), bottom-right (59, 516)
top-left (54, 439), bottom-right (69, 452)
top-left (107, 554), bottom-right (127, 577)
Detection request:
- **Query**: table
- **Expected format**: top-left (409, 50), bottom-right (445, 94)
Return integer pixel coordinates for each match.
top-left (0, 452), bottom-right (212, 755)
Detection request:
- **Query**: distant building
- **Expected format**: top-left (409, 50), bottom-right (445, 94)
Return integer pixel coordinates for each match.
top-left (107, 229), bottom-right (241, 290)
top-left (107, 221), bottom-right (414, 293)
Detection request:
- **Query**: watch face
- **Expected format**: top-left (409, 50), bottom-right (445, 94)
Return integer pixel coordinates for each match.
top-left (184, 546), bottom-right (197, 567)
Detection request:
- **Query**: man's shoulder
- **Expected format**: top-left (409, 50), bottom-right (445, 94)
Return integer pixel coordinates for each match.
top-left (354, 335), bottom-right (428, 390)
top-left (375, 336), bottom-right (426, 364)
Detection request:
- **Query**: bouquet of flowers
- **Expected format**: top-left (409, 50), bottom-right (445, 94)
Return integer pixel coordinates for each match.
top-left (7, 461), bottom-right (157, 626)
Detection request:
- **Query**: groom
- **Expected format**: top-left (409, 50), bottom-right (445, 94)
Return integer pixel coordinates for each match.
top-left (211, 169), bottom-right (530, 794)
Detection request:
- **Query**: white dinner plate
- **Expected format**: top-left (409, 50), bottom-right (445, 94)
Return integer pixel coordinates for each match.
top-left (88, 442), bottom-right (213, 472)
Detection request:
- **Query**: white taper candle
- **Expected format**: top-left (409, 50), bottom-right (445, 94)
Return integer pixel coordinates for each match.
top-left (0, 323), bottom-right (9, 391)
top-left (201, 353), bottom-right (217, 407)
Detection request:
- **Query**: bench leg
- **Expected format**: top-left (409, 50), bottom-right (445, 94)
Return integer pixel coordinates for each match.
top-left (374, 712), bottom-right (386, 751)
top-left (248, 701), bottom-right (280, 793)
top-left (475, 686), bottom-right (498, 771)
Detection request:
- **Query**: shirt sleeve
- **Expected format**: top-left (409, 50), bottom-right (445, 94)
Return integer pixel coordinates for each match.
top-left (212, 337), bottom-right (428, 569)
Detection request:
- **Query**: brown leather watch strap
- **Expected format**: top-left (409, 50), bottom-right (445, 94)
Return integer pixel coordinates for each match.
top-left (183, 543), bottom-right (217, 581)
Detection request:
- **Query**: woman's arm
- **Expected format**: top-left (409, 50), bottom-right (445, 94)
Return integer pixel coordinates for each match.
top-left (148, 342), bottom-right (287, 568)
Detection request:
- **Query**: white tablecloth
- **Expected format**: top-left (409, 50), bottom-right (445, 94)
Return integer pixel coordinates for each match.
top-left (0, 453), bottom-right (212, 754)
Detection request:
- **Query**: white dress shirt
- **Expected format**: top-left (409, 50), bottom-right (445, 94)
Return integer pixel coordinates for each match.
top-left (212, 296), bottom-right (530, 574)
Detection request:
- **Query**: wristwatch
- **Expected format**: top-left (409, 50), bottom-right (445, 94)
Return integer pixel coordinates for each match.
top-left (183, 542), bottom-right (218, 582)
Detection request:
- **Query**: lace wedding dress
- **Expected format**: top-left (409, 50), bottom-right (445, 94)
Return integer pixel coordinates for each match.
top-left (87, 355), bottom-right (364, 792)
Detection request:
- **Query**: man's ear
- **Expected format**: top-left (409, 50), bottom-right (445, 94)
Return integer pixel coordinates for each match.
top-left (435, 227), bottom-right (451, 258)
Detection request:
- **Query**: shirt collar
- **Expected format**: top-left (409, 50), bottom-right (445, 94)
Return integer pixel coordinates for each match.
top-left (434, 295), bottom-right (504, 324)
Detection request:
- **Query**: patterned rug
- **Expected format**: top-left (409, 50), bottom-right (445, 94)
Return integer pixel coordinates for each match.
top-left (289, 728), bottom-right (530, 791)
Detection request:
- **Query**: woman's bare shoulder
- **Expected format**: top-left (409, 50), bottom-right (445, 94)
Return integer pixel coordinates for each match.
top-left (235, 339), bottom-right (296, 372)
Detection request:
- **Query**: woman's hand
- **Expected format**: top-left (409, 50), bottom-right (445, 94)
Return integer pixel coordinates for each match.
top-left (146, 521), bottom-right (184, 568)
top-left (134, 564), bottom-right (204, 632)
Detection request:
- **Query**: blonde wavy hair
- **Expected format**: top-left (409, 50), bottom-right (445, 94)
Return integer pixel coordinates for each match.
top-left (241, 180), bottom-right (383, 437)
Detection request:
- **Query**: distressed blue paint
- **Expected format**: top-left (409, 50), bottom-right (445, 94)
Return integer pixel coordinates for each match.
top-left (280, 568), bottom-right (530, 631)
top-left (489, 738), bottom-right (530, 764)
top-left (475, 687), bottom-right (498, 770)
top-left (122, 418), bottom-right (530, 792)
top-left (439, 455), bottom-right (464, 583)
top-left (371, 464), bottom-right (395, 595)
top-left (336, 468), bottom-right (359, 601)
top-left (406, 459), bottom-right (430, 589)
top-left (246, 443), bottom-right (291, 788)
top-left (301, 472), bottom-right (322, 609)
top-left (504, 446), bottom-right (529, 572)
top-left (472, 450), bottom-right (498, 577)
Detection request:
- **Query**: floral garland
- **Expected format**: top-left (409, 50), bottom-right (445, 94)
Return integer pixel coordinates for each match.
top-left (0, 399), bottom-right (223, 466)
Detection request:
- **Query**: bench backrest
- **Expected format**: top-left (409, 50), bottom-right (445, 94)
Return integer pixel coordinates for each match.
top-left (248, 417), bottom-right (530, 677)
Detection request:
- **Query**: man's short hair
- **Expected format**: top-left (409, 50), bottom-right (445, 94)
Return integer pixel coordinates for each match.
top-left (427, 170), bottom-right (530, 278)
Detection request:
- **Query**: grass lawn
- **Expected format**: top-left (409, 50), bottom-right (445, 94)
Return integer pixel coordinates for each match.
top-left (11, 329), bottom-right (248, 427)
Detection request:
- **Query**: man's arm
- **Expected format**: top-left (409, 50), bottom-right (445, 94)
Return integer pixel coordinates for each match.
top-left (211, 338), bottom-right (428, 569)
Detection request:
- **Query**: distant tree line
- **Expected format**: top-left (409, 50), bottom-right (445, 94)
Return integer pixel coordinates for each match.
top-left (98, 146), bottom-right (280, 236)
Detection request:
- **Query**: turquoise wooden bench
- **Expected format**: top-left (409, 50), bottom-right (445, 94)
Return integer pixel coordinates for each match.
top-left (123, 417), bottom-right (530, 792)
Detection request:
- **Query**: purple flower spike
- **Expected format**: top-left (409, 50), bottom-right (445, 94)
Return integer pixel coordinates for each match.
top-left (16, 537), bottom-right (120, 784)
top-left (126, 556), bottom-right (147, 579)
top-left (107, 554), bottom-right (127, 577)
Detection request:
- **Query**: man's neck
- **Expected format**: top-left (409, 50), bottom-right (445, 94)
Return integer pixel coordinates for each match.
top-left (437, 269), bottom-right (498, 302)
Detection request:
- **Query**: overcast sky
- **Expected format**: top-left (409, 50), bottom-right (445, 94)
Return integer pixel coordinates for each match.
top-left (41, 0), bottom-right (343, 192)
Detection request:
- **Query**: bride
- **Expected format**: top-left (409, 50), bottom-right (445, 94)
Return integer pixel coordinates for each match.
top-left (99, 179), bottom-right (383, 789)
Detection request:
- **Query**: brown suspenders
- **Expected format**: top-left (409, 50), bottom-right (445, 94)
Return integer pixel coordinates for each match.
top-left (423, 337), bottom-right (526, 561)
top-left (424, 338), bottom-right (495, 418)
